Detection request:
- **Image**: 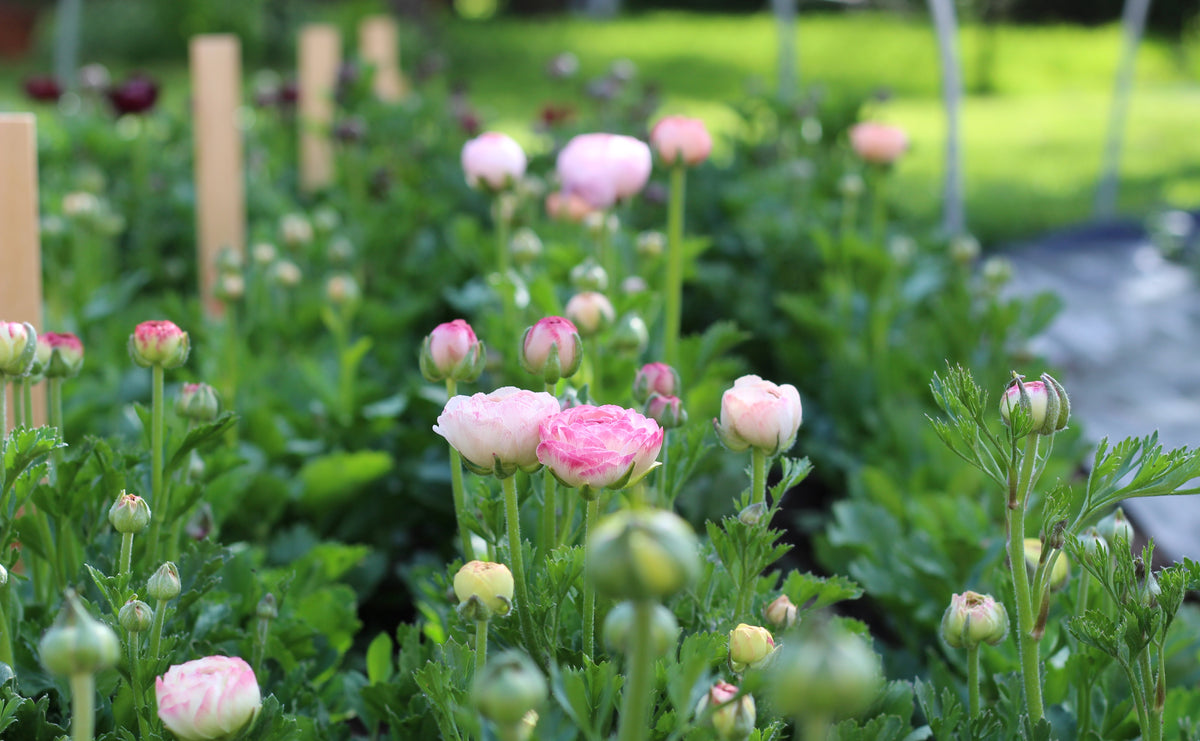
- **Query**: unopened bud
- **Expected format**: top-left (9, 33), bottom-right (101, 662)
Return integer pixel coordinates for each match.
top-left (270, 260), bottom-right (302, 287)
top-left (0, 564), bottom-right (8, 588)
top-left (1024, 538), bottom-right (1070, 591)
top-left (473, 650), bottom-right (546, 726)
top-left (326, 273), bottom-right (361, 309)
top-left (737, 502), bottom-right (767, 526)
top-left (728, 623), bottom-right (775, 673)
top-left (420, 319), bottom-right (485, 384)
top-left (0, 322), bottom-right (38, 377)
top-left (940, 591), bottom-right (1008, 649)
top-left (38, 332), bottom-right (85, 379)
top-left (256, 593), bottom-right (278, 621)
top-left (147, 562), bottom-right (181, 601)
top-left (108, 491), bottom-right (151, 534)
top-left (39, 590), bottom-right (120, 677)
top-left (564, 292), bottom-right (615, 336)
top-left (764, 595), bottom-right (797, 630)
top-left (1076, 528), bottom-right (1107, 561)
top-left (636, 231), bottom-right (665, 259)
top-left (252, 242), bottom-right (277, 265)
top-left (644, 393), bottom-right (686, 429)
top-left (610, 314), bottom-right (649, 356)
top-left (1099, 507), bottom-right (1135, 550)
top-left (570, 260), bottom-right (608, 292)
top-left (603, 601), bottom-right (680, 657)
top-left (950, 234), bottom-right (981, 265)
top-left (510, 228), bottom-right (543, 267)
top-left (632, 362), bottom-right (680, 403)
top-left (176, 383), bottom-right (220, 422)
top-left (454, 561), bottom-right (514, 621)
top-left (838, 173), bottom-right (864, 199)
top-left (119, 599), bottom-right (153, 633)
top-left (768, 617), bottom-right (881, 719)
top-left (128, 320), bottom-right (190, 369)
top-left (587, 508), bottom-right (700, 601)
top-left (520, 317), bottom-right (583, 385)
top-left (697, 682), bottom-right (756, 741)
top-left (999, 373), bottom-right (1070, 436)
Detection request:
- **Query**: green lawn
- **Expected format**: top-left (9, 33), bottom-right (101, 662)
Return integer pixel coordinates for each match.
top-left (440, 11), bottom-right (1200, 242)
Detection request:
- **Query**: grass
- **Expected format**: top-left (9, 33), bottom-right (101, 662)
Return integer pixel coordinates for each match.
top-left (439, 11), bottom-right (1200, 242)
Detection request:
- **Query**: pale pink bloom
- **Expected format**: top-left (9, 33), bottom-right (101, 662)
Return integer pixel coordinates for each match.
top-left (156, 656), bottom-right (262, 741)
top-left (537, 404), bottom-right (663, 492)
top-left (521, 316), bottom-right (582, 382)
top-left (632, 362), bottom-right (680, 403)
top-left (422, 319), bottom-right (483, 381)
top-left (556, 133), bottom-right (652, 210)
top-left (434, 387), bottom-right (560, 476)
top-left (129, 320), bottom-right (190, 369)
top-left (714, 375), bottom-right (803, 455)
top-left (564, 292), bottom-right (615, 336)
top-left (709, 681), bottom-right (739, 705)
top-left (650, 116), bottom-right (713, 167)
top-left (848, 122), bottom-right (909, 165)
top-left (999, 380), bottom-right (1049, 427)
top-left (461, 132), bottom-right (527, 190)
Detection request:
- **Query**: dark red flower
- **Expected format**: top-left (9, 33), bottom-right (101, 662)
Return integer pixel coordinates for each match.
top-left (108, 74), bottom-right (159, 115)
top-left (23, 75), bottom-right (61, 103)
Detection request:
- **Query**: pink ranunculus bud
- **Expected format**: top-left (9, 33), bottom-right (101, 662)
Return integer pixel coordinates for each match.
top-left (128, 320), bottom-right (190, 369)
top-left (650, 116), bottom-right (713, 167)
top-left (764, 595), bottom-right (798, 630)
top-left (420, 319), bottom-right (486, 384)
top-left (557, 132), bottom-right (652, 210)
top-left (941, 591), bottom-right (1009, 650)
top-left (999, 373), bottom-right (1070, 436)
top-left (38, 332), bottom-right (84, 379)
top-left (564, 292), bottom-right (615, 337)
top-left (644, 393), bottom-right (686, 430)
top-left (848, 122), bottom-right (909, 166)
top-left (177, 383), bottom-right (220, 422)
top-left (697, 682), bottom-right (757, 741)
top-left (632, 362), bottom-right (680, 404)
top-left (461, 132), bottom-right (527, 192)
top-left (434, 387), bottom-right (560, 478)
top-left (0, 322), bottom-right (38, 377)
top-left (545, 190), bottom-right (593, 223)
top-left (536, 404), bottom-right (663, 497)
top-left (714, 375), bottom-right (803, 456)
top-left (520, 316), bottom-right (583, 385)
top-left (156, 656), bottom-right (262, 741)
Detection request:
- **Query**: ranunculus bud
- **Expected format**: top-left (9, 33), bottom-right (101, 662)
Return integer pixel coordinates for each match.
top-left (738, 502), bottom-right (767, 526)
top-left (129, 320), bottom-right (190, 369)
top-left (650, 116), bottom-right (713, 167)
top-left (434, 387), bottom-right (561, 478)
top-left (838, 173), bottom-right (864, 199)
top-left (848, 122), bottom-right (908, 165)
top-left (216, 273), bottom-right (245, 301)
top-left (38, 332), bottom-right (84, 379)
top-left (564, 292), bottom-right (615, 336)
top-left (644, 393), bottom-right (686, 430)
top-left (545, 190), bottom-right (592, 223)
top-left (462, 132), bottom-right (527, 191)
top-left (587, 508), bottom-right (700, 601)
top-left (1076, 527), bottom-right (1107, 561)
top-left (768, 618), bottom-right (881, 720)
top-left (108, 491), bottom-right (151, 534)
top-left (764, 595), bottom-right (797, 630)
top-left (0, 322), bottom-right (38, 377)
top-left (454, 560), bottom-right (514, 621)
top-left (1099, 507), bottom-right (1135, 549)
top-left (728, 623), bottom-right (775, 673)
top-left (520, 317), bottom-right (583, 385)
top-left (256, 593), bottom-right (278, 621)
top-left (1023, 538), bottom-right (1070, 591)
top-left (622, 276), bottom-right (648, 295)
top-left (107, 74), bottom-right (159, 115)
top-left (39, 590), bottom-right (120, 677)
top-left (270, 260), bottom-right (302, 287)
top-left (119, 599), bottom-right (154, 633)
top-left (557, 132), bottom-right (652, 210)
top-left (177, 383), bottom-right (220, 423)
top-left (251, 242), bottom-right (277, 265)
top-left (697, 682), bottom-right (756, 741)
top-left (999, 373), bottom-right (1070, 436)
top-left (949, 234), bottom-right (981, 265)
top-left (940, 591), bottom-right (1009, 649)
top-left (510, 228), bottom-right (543, 267)
top-left (981, 256), bottom-right (1014, 290)
top-left (473, 650), bottom-right (546, 726)
top-left (570, 260), bottom-right (609, 292)
top-left (156, 656), bottom-right (262, 740)
top-left (633, 362), bottom-right (680, 404)
top-left (610, 313), bottom-right (649, 357)
top-left (326, 273), bottom-right (361, 309)
top-left (147, 562), bottom-right (181, 602)
top-left (602, 601), bottom-right (680, 657)
top-left (420, 319), bottom-right (486, 384)
top-left (714, 375), bottom-right (803, 456)
top-left (636, 230), bottom-right (665, 259)
top-left (279, 213), bottom-right (313, 247)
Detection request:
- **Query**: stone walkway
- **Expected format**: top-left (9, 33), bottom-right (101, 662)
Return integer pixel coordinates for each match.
top-left (1006, 218), bottom-right (1200, 562)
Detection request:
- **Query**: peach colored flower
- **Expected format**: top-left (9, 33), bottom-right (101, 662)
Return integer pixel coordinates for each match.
top-left (848, 122), bottom-right (908, 165)
top-left (650, 116), bottom-right (713, 167)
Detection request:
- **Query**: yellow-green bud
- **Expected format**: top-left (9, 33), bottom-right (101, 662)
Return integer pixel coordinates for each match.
top-left (587, 508), bottom-right (700, 601)
top-left (108, 490), bottom-right (151, 534)
top-left (147, 562), bottom-right (181, 601)
top-left (1024, 538), bottom-right (1070, 591)
top-left (729, 623), bottom-right (775, 673)
top-left (940, 591), bottom-right (1009, 649)
top-left (257, 593), bottom-right (278, 621)
top-left (0, 322), bottom-right (37, 377)
top-left (602, 601), bottom-right (680, 657)
top-left (473, 650), bottom-right (546, 726)
top-left (697, 682), bottom-right (756, 741)
top-left (768, 619), bottom-right (881, 719)
top-left (39, 590), bottom-right (120, 677)
top-left (1098, 507), bottom-right (1135, 550)
top-left (176, 383), bottom-right (220, 422)
top-left (454, 561), bottom-right (514, 621)
top-left (119, 599), bottom-right (153, 633)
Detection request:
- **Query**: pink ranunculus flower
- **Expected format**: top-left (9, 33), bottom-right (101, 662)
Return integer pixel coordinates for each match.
top-left (650, 116), bottom-right (713, 167)
top-left (128, 320), bottom-right (190, 369)
top-left (848, 122), bottom-right (909, 166)
top-left (38, 332), bottom-right (84, 379)
top-left (420, 319), bottom-right (485, 384)
top-left (564, 292), bottom-right (615, 336)
top-left (714, 375), bottom-right (803, 456)
top-left (557, 133), bottom-right (652, 210)
top-left (632, 362), bottom-right (680, 404)
top-left (155, 656), bottom-right (262, 741)
top-left (537, 404), bottom-right (663, 496)
top-left (461, 132), bottom-right (527, 191)
top-left (434, 387), bottom-right (560, 478)
top-left (521, 316), bottom-right (583, 385)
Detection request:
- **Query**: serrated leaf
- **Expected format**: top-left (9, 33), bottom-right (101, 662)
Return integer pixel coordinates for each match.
top-left (367, 631), bottom-right (394, 685)
top-left (164, 412), bottom-right (238, 477)
top-left (781, 570), bottom-right (863, 613)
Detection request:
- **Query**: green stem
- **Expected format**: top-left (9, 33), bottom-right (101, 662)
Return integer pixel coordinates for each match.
top-left (1141, 650), bottom-right (1162, 741)
top-left (1125, 658), bottom-right (1151, 741)
top-left (474, 619), bottom-right (488, 678)
top-left (493, 200), bottom-right (515, 330)
top-left (22, 379), bottom-right (33, 428)
top-left (800, 714), bottom-right (830, 741)
top-left (616, 600), bottom-right (657, 741)
top-left (583, 497), bottom-right (599, 661)
top-left (127, 631), bottom-right (151, 739)
top-left (69, 673), bottom-right (95, 741)
top-left (49, 378), bottom-right (63, 437)
top-left (146, 366), bottom-right (166, 564)
top-left (12, 378), bottom-right (24, 430)
top-left (446, 379), bottom-right (476, 562)
top-left (663, 164), bottom-right (686, 367)
top-left (541, 472), bottom-right (556, 557)
top-left (750, 448), bottom-right (768, 508)
top-left (558, 491), bottom-right (577, 548)
top-left (1007, 434), bottom-right (1044, 721)
top-left (119, 533), bottom-right (133, 577)
top-left (870, 166), bottom-right (887, 244)
top-left (967, 644), bottom-right (981, 718)
top-left (1075, 569), bottom-right (1093, 738)
top-left (0, 588), bottom-right (13, 668)
top-left (149, 598), bottom-right (167, 662)
top-left (1, 377), bottom-right (7, 440)
top-left (253, 616), bottom-right (270, 678)
top-left (658, 430), bottom-right (670, 507)
top-left (500, 475), bottom-right (541, 664)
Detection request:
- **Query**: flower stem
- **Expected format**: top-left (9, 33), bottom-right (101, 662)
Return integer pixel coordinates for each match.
top-left (127, 631), bottom-right (151, 739)
top-left (1007, 434), bottom-right (1044, 721)
top-left (146, 365), bottom-right (167, 564)
top-left (48, 378), bottom-right (63, 437)
top-left (0, 377), bottom-right (7, 440)
top-left (800, 715), bottom-right (830, 741)
top-left (663, 164), bottom-right (686, 367)
top-left (967, 644), bottom-right (981, 718)
top-left (869, 166), bottom-right (888, 244)
top-left (616, 600), bottom-right (657, 741)
top-left (119, 533), bottom-right (134, 577)
top-left (474, 619), bottom-right (488, 677)
top-left (446, 379), bottom-right (476, 562)
top-left (12, 378), bottom-right (24, 430)
top-left (149, 598), bottom-right (167, 662)
top-left (253, 614), bottom-right (271, 677)
top-left (22, 379), bottom-right (33, 429)
top-left (69, 672), bottom-right (95, 741)
top-left (750, 448), bottom-right (768, 508)
top-left (500, 475), bottom-right (541, 664)
top-left (541, 472), bottom-right (556, 557)
top-left (583, 497), bottom-right (599, 661)
top-left (0, 588), bottom-right (13, 668)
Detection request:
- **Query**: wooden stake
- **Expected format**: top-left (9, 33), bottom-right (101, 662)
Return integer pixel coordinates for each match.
top-left (0, 114), bottom-right (46, 428)
top-left (359, 15), bottom-right (406, 103)
top-left (298, 24), bottom-right (341, 193)
top-left (190, 34), bottom-right (246, 316)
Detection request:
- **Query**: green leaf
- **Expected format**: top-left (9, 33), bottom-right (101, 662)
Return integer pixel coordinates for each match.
top-left (367, 631), bottom-right (394, 685)
top-left (297, 450), bottom-right (394, 511)
top-left (551, 658), bottom-right (623, 740)
top-left (164, 412), bottom-right (238, 477)
top-left (780, 570), bottom-right (863, 613)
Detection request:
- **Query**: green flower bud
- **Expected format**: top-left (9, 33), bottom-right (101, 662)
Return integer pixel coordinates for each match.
top-left (176, 383), bottom-right (220, 422)
top-left (729, 623), bottom-right (775, 673)
top-left (0, 322), bottom-right (37, 377)
top-left (39, 591), bottom-right (120, 677)
top-left (473, 650), bottom-right (546, 726)
top-left (570, 259), bottom-right (608, 292)
top-left (256, 593), bottom-right (278, 621)
top-left (454, 561), bottom-right (514, 621)
top-left (602, 601), bottom-right (680, 657)
top-left (610, 313), bottom-right (649, 357)
top-left (768, 618), bottom-right (881, 720)
top-left (940, 591), bottom-right (1008, 649)
top-left (108, 490), bottom-right (151, 534)
top-left (147, 562), bottom-right (181, 601)
top-left (38, 332), bottom-right (85, 379)
top-left (1024, 538), bottom-right (1070, 591)
top-left (119, 599), bottom-right (153, 633)
top-left (1098, 507), bottom-right (1135, 550)
top-left (0, 564), bottom-right (8, 588)
top-left (587, 508), bottom-right (700, 601)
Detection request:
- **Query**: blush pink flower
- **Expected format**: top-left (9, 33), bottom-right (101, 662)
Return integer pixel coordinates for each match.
top-left (434, 387), bottom-right (561, 477)
top-left (38, 332), bottom-right (84, 378)
top-left (848, 122), bottom-right (909, 166)
top-left (714, 375), bottom-right (803, 456)
top-left (155, 656), bottom-right (262, 741)
top-left (632, 362), bottom-right (680, 403)
top-left (650, 116), bottom-right (713, 167)
top-left (521, 316), bottom-right (583, 384)
top-left (564, 292), bottom-right (615, 336)
top-left (537, 404), bottom-right (663, 496)
top-left (128, 320), bottom-right (190, 369)
top-left (420, 319), bottom-right (485, 383)
top-left (557, 133), bottom-right (652, 210)
top-left (461, 132), bottom-right (527, 191)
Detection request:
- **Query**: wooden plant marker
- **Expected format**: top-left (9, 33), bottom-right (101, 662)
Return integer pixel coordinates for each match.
top-left (358, 15), bottom-right (406, 103)
top-left (0, 114), bottom-right (47, 428)
top-left (298, 23), bottom-right (342, 194)
top-left (189, 34), bottom-right (246, 316)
